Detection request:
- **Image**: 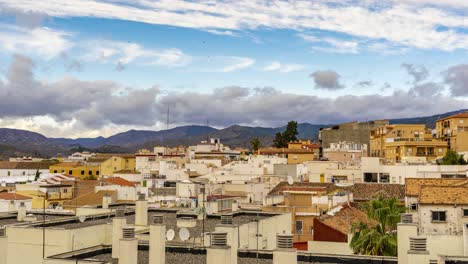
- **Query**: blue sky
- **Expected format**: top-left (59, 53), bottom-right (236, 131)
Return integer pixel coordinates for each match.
top-left (0, 0), bottom-right (467, 138)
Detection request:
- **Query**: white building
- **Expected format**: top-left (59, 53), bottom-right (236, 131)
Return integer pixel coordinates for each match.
top-left (0, 192), bottom-right (32, 212)
top-left (0, 161), bottom-right (50, 184)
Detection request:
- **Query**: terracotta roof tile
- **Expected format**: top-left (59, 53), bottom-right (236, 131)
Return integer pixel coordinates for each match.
top-left (320, 206), bottom-right (372, 235)
top-left (63, 190), bottom-right (116, 207)
top-left (352, 183), bottom-right (405, 201)
top-left (103, 177), bottom-right (136, 187)
top-left (405, 178), bottom-right (468, 197)
top-left (0, 161), bottom-right (50, 170)
top-left (419, 185), bottom-right (468, 205)
top-left (0, 192), bottom-right (32, 200)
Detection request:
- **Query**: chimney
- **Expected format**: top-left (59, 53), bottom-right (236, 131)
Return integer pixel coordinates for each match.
top-left (273, 234), bottom-right (297, 264)
top-left (135, 193), bottom-right (148, 226)
top-left (207, 232), bottom-right (231, 264)
top-left (8, 200), bottom-right (15, 212)
top-left (17, 202), bottom-right (26, 221)
top-left (119, 226), bottom-right (138, 264)
top-left (149, 215), bottom-right (165, 264)
top-left (216, 214), bottom-right (238, 264)
top-left (0, 227), bottom-right (7, 264)
top-left (111, 209), bottom-right (127, 260)
top-left (102, 193), bottom-right (112, 209)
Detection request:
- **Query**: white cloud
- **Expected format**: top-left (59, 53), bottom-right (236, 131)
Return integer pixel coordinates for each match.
top-left (0, 24), bottom-right (71, 59)
top-left (299, 34), bottom-right (360, 54)
top-left (1, 0), bottom-right (467, 51)
top-left (84, 40), bottom-right (191, 68)
top-left (220, 56), bottom-right (255, 72)
top-left (262, 61), bottom-right (306, 73)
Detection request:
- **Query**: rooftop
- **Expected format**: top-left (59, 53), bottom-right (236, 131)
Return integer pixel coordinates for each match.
top-left (319, 206), bottom-right (372, 235)
top-left (419, 185), bottom-right (468, 205)
top-left (437, 112), bottom-right (468, 122)
top-left (405, 178), bottom-right (468, 197)
top-left (0, 161), bottom-right (51, 170)
top-left (0, 192), bottom-right (32, 200)
top-left (103, 177), bottom-right (136, 187)
top-left (268, 182), bottom-right (339, 196)
top-left (351, 183), bottom-right (405, 202)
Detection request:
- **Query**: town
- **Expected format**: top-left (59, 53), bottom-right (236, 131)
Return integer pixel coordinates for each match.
top-left (0, 112), bottom-right (467, 264)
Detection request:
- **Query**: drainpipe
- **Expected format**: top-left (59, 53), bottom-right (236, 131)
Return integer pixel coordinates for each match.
top-left (273, 234), bottom-right (297, 264)
top-left (119, 226), bottom-right (138, 264)
top-left (112, 209), bottom-right (127, 260)
top-left (149, 215), bottom-right (165, 264)
top-left (135, 193), bottom-right (148, 226)
top-left (207, 232), bottom-right (231, 264)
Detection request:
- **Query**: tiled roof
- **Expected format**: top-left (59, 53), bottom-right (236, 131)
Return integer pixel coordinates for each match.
top-left (0, 192), bottom-right (32, 200)
top-left (258, 148), bottom-right (317, 154)
top-left (63, 190), bottom-right (116, 207)
top-left (437, 112), bottom-right (468, 122)
top-left (351, 183), bottom-right (405, 201)
top-left (0, 161), bottom-right (51, 170)
top-left (320, 206), bottom-right (372, 235)
top-left (405, 178), bottom-right (468, 197)
top-left (113, 169), bottom-right (141, 174)
top-left (268, 182), bottom-right (338, 196)
top-left (103, 177), bottom-right (136, 187)
top-left (419, 186), bottom-right (468, 205)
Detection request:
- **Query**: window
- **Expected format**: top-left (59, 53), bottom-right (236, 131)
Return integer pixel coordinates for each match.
top-left (295, 220), bottom-right (303, 234)
top-left (81, 170), bottom-right (85, 175)
top-left (68, 170), bottom-right (72, 175)
top-left (432, 211), bottom-right (446, 222)
top-left (96, 171), bottom-right (100, 175)
top-left (463, 209), bottom-right (468, 217)
top-left (310, 226), bottom-right (314, 235)
top-left (410, 203), bottom-right (418, 211)
top-left (22, 171), bottom-right (25, 176)
top-left (53, 170), bottom-right (57, 173)
top-left (88, 170), bottom-right (92, 175)
top-left (63, 188), bottom-right (68, 193)
top-left (7, 171), bottom-right (10, 176)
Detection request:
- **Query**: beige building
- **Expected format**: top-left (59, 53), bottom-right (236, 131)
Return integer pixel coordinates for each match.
top-left (436, 112), bottom-right (468, 152)
top-left (323, 141), bottom-right (367, 166)
top-left (384, 140), bottom-right (448, 164)
top-left (370, 124), bottom-right (429, 158)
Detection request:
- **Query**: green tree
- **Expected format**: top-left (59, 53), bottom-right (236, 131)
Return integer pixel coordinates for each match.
top-left (350, 196), bottom-right (405, 256)
top-left (442, 150), bottom-right (467, 165)
top-left (272, 132), bottom-right (286, 148)
top-left (250, 137), bottom-right (261, 152)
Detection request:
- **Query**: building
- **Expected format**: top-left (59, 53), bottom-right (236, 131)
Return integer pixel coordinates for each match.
top-left (93, 154), bottom-right (136, 176)
top-left (15, 183), bottom-right (74, 209)
top-left (258, 140), bottom-right (320, 164)
top-left (320, 120), bottom-right (389, 155)
top-left (369, 124), bottom-right (429, 158)
top-left (0, 192), bottom-right (32, 212)
top-left (384, 140), bottom-right (448, 164)
top-left (0, 161), bottom-right (50, 183)
top-left (49, 162), bottom-right (100, 179)
top-left (435, 112), bottom-right (468, 152)
top-left (64, 152), bottom-right (96, 162)
top-left (323, 141), bottom-right (367, 166)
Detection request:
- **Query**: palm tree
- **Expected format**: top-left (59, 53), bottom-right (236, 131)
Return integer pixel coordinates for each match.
top-left (350, 196), bottom-right (405, 256)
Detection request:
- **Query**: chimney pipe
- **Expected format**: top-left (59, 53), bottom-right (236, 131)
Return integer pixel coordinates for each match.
top-left (0, 227), bottom-right (7, 264)
top-left (149, 215), bottom-right (165, 264)
top-left (207, 232), bottom-right (231, 264)
top-left (119, 226), bottom-right (138, 264)
top-left (273, 234), bottom-right (297, 264)
top-left (216, 214), bottom-right (238, 264)
top-left (17, 202), bottom-right (26, 221)
top-left (8, 200), bottom-right (15, 212)
top-left (102, 193), bottom-right (111, 209)
top-left (111, 209), bottom-right (127, 260)
top-left (135, 193), bottom-right (148, 226)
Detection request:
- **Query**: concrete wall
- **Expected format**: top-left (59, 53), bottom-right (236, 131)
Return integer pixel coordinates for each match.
top-left (419, 204), bottom-right (466, 235)
top-left (307, 240), bottom-right (353, 255)
top-left (0, 199), bottom-right (32, 212)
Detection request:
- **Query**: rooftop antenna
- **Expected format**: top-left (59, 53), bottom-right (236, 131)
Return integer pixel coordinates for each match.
top-left (166, 106), bottom-right (170, 130)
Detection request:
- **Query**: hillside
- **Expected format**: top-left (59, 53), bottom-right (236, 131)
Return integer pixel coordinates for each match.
top-left (0, 109), bottom-right (466, 158)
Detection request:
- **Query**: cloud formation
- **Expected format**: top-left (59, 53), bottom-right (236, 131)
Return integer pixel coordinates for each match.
top-left (261, 61), bottom-right (306, 73)
top-left (402, 63), bottom-right (429, 84)
top-left (445, 64), bottom-right (468, 96)
top-left (1, 0), bottom-right (467, 51)
top-left (310, 70), bottom-right (343, 90)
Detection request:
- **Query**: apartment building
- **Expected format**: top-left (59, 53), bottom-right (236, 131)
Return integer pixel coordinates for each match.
top-left (323, 141), bottom-right (367, 166)
top-left (258, 140), bottom-right (320, 164)
top-left (435, 112), bottom-right (468, 152)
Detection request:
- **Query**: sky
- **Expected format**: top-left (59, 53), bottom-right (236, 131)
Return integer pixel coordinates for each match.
top-left (0, 0), bottom-right (467, 138)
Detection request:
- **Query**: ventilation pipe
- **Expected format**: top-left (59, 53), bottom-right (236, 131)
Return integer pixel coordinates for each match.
top-left (273, 234), bottom-right (297, 264)
top-left (149, 215), bottom-right (165, 264)
top-left (119, 226), bottom-right (138, 264)
top-left (135, 193), bottom-right (148, 226)
top-left (17, 202), bottom-right (26, 221)
top-left (0, 228), bottom-right (7, 264)
top-left (215, 214), bottom-right (238, 264)
top-left (112, 209), bottom-right (127, 260)
top-left (207, 232), bottom-right (231, 264)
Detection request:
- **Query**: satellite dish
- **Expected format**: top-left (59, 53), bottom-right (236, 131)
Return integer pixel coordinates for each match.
top-left (179, 228), bottom-right (190, 241)
top-left (166, 229), bottom-right (175, 241)
top-left (78, 215), bottom-right (86, 223)
top-left (287, 176), bottom-right (294, 185)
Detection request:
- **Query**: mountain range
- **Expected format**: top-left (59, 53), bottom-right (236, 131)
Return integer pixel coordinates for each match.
top-left (0, 109), bottom-right (466, 159)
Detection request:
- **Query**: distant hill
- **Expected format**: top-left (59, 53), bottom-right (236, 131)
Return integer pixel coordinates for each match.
top-left (0, 109), bottom-right (466, 158)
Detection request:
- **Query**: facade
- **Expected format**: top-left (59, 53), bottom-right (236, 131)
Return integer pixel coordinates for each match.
top-left (369, 124), bottom-right (429, 158)
top-left (258, 140), bottom-right (320, 165)
top-left (0, 192), bottom-right (32, 212)
top-left (435, 112), bottom-right (468, 152)
top-left (49, 162), bottom-right (100, 179)
top-left (319, 120), bottom-right (389, 155)
top-left (323, 141), bottom-right (367, 166)
top-left (98, 154), bottom-right (136, 176)
top-left (0, 162), bottom-right (50, 183)
top-left (384, 140), bottom-right (448, 164)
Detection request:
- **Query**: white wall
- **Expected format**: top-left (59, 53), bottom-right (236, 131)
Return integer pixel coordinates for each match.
top-left (0, 199), bottom-right (32, 212)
